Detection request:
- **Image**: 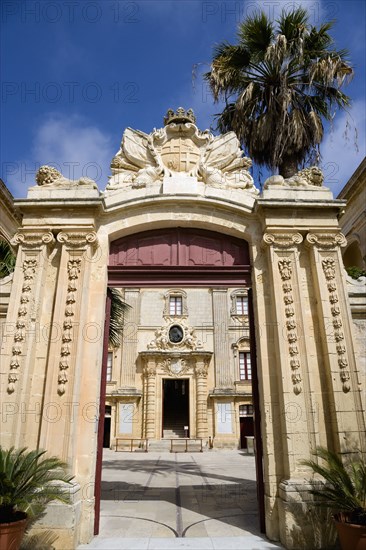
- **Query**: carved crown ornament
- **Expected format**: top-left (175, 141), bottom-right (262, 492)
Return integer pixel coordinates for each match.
top-left (106, 107), bottom-right (257, 193)
top-left (147, 320), bottom-right (203, 351)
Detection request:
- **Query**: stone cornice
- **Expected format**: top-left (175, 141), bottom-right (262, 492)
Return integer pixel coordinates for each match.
top-left (0, 179), bottom-right (22, 225)
top-left (337, 157), bottom-right (366, 201)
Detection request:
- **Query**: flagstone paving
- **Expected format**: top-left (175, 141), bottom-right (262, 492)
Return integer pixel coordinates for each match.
top-left (78, 449), bottom-right (283, 549)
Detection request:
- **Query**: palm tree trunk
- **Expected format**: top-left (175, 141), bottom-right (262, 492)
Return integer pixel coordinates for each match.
top-left (279, 156), bottom-right (298, 179)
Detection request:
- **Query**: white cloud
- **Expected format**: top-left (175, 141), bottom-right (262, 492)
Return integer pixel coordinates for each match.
top-left (9, 115), bottom-right (114, 197)
top-left (320, 100), bottom-right (366, 196)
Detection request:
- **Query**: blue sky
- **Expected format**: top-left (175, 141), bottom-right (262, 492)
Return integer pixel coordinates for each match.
top-left (1, 0), bottom-right (365, 197)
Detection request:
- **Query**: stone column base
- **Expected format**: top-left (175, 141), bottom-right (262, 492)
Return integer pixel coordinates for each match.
top-left (27, 482), bottom-right (83, 550)
top-left (278, 479), bottom-right (337, 549)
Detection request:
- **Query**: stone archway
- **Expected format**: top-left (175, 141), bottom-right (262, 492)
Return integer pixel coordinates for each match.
top-left (1, 110), bottom-right (365, 549)
top-left (93, 226), bottom-right (265, 535)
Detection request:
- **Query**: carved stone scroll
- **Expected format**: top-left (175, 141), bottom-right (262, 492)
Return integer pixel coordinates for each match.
top-left (306, 233), bottom-right (347, 249)
top-left (262, 232), bottom-right (303, 249)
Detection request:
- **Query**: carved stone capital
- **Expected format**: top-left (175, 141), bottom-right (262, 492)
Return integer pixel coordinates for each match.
top-left (195, 364), bottom-right (209, 379)
top-left (11, 230), bottom-right (55, 248)
top-left (143, 366), bottom-right (156, 379)
top-left (306, 232), bottom-right (347, 249)
top-left (262, 232), bottom-right (303, 249)
top-left (57, 231), bottom-right (98, 248)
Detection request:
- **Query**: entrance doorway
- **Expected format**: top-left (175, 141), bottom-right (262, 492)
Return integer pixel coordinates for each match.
top-left (103, 406), bottom-right (111, 448)
top-left (162, 379), bottom-right (189, 438)
top-left (239, 404), bottom-right (254, 449)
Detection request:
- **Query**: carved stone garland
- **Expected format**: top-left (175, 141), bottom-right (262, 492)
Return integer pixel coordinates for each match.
top-left (278, 259), bottom-right (302, 395)
top-left (322, 257), bottom-right (350, 393)
top-left (7, 259), bottom-right (38, 393)
top-left (57, 258), bottom-right (81, 395)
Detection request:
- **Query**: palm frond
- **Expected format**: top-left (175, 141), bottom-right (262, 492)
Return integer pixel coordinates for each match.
top-left (0, 446), bottom-right (73, 521)
top-left (108, 287), bottom-right (131, 349)
top-left (237, 12), bottom-right (273, 58)
top-left (301, 446), bottom-right (366, 523)
top-left (204, 6), bottom-right (353, 175)
top-left (0, 239), bottom-right (16, 278)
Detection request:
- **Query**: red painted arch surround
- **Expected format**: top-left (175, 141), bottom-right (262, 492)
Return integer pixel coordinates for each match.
top-left (108, 228), bottom-right (251, 286)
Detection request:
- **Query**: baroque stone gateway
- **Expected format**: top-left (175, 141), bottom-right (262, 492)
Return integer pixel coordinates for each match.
top-left (0, 109), bottom-right (365, 550)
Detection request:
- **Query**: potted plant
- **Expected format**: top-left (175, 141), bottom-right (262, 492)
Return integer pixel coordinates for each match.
top-left (301, 446), bottom-right (366, 550)
top-left (0, 446), bottom-right (73, 550)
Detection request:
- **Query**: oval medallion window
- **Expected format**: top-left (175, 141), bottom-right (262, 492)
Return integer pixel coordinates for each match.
top-left (169, 325), bottom-right (184, 344)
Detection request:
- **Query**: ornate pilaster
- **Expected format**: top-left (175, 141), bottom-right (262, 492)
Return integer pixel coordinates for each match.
top-left (211, 289), bottom-right (232, 387)
top-left (305, 231), bottom-right (365, 450)
top-left (322, 257), bottom-right (350, 392)
top-left (143, 360), bottom-right (156, 439)
top-left (278, 259), bottom-right (302, 395)
top-left (121, 289), bottom-right (140, 387)
top-left (7, 231), bottom-right (55, 393)
top-left (55, 231), bottom-right (98, 396)
top-left (262, 233), bottom-right (304, 395)
top-left (305, 232), bottom-right (351, 394)
top-left (195, 359), bottom-right (209, 438)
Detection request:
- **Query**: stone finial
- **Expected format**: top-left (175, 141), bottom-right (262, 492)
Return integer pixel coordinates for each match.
top-left (164, 107), bottom-right (196, 126)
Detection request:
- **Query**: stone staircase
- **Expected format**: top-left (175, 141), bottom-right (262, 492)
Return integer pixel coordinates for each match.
top-left (162, 425), bottom-right (186, 438)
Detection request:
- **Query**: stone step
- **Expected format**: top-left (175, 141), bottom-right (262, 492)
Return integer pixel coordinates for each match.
top-left (163, 432), bottom-right (185, 438)
top-left (147, 439), bottom-right (208, 452)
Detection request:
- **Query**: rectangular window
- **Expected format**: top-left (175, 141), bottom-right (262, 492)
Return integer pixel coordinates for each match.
top-left (169, 296), bottom-right (182, 315)
top-left (239, 352), bottom-right (252, 381)
top-left (239, 404), bottom-right (254, 417)
top-left (106, 351), bottom-right (113, 382)
top-left (236, 296), bottom-right (248, 315)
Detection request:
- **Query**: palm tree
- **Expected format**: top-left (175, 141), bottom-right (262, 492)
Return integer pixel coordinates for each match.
top-left (204, 8), bottom-right (353, 177)
top-left (0, 239), bottom-right (16, 278)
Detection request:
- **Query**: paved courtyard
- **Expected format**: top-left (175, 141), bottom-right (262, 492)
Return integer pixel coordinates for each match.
top-left (78, 449), bottom-right (283, 549)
